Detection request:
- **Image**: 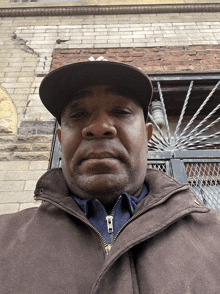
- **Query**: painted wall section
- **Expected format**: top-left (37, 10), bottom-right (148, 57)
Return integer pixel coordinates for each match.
top-left (0, 86), bottom-right (17, 134)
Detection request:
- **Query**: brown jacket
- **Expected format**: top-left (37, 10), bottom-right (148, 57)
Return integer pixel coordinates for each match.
top-left (1, 168), bottom-right (220, 294)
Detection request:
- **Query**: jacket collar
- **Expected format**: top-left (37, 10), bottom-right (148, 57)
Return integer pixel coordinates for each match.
top-left (34, 167), bottom-right (209, 292)
top-left (34, 167), bottom-right (206, 219)
top-left (71, 184), bottom-right (148, 217)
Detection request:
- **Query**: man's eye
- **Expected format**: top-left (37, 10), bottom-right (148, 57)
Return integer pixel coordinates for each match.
top-left (70, 111), bottom-right (88, 119)
top-left (113, 109), bottom-right (131, 115)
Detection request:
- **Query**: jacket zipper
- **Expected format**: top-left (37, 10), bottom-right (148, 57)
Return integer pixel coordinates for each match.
top-left (111, 185), bottom-right (190, 246)
top-left (96, 197), bottom-right (121, 253)
top-left (106, 216), bottom-right (113, 245)
top-left (35, 196), bottom-right (110, 255)
top-left (35, 185), bottom-right (189, 254)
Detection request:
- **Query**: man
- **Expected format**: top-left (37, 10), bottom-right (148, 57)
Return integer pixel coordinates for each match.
top-left (1, 61), bottom-right (220, 294)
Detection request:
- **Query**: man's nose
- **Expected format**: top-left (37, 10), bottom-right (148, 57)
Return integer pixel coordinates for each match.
top-left (82, 113), bottom-right (117, 139)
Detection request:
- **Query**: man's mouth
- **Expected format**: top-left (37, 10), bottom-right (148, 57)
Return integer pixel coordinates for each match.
top-left (76, 151), bottom-right (122, 175)
top-left (86, 152), bottom-right (116, 159)
top-left (80, 151), bottom-right (118, 164)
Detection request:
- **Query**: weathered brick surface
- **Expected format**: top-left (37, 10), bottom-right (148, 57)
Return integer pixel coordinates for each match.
top-left (0, 161), bottom-right (29, 170)
top-left (51, 45), bottom-right (220, 73)
top-left (0, 134), bottom-right (53, 161)
top-left (12, 151), bottom-right (50, 161)
top-left (0, 180), bottom-right (25, 192)
top-left (1, 15), bottom-right (218, 130)
top-left (18, 121), bottom-right (55, 135)
top-left (0, 161), bottom-right (47, 215)
top-left (29, 161), bottom-right (48, 170)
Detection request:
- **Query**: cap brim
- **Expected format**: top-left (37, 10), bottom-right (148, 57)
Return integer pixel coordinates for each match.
top-left (39, 61), bottom-right (153, 124)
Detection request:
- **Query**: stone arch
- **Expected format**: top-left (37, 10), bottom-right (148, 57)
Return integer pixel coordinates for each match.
top-left (0, 86), bottom-right (17, 134)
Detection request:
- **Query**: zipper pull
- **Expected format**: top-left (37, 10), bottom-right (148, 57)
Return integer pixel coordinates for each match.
top-left (106, 215), bottom-right (113, 233)
top-left (106, 215), bottom-right (114, 245)
top-left (105, 244), bottom-right (112, 255)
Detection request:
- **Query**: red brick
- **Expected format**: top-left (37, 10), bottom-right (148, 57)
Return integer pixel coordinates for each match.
top-left (131, 52), bottom-right (144, 57)
top-left (105, 54), bottom-right (118, 58)
top-left (106, 49), bottom-right (122, 53)
top-left (118, 52), bottom-right (132, 57)
top-left (66, 50), bottom-right (81, 54)
top-left (171, 51), bottom-right (186, 56)
top-left (88, 49), bottom-right (107, 54)
top-left (51, 45), bottom-right (220, 74)
top-left (118, 57), bottom-right (133, 63)
top-left (151, 48), bottom-right (160, 52)
top-left (201, 59), bottom-right (215, 65)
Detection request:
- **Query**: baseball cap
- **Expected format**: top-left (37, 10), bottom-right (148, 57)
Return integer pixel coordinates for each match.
top-left (39, 61), bottom-right (153, 124)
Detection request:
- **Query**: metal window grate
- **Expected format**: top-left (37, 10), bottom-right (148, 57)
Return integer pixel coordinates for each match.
top-left (184, 162), bottom-right (220, 210)
top-left (148, 75), bottom-right (220, 152)
top-left (148, 163), bottom-right (167, 173)
top-left (147, 159), bottom-right (173, 177)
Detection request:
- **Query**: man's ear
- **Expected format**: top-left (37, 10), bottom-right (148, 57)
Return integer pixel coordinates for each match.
top-left (146, 123), bottom-right (153, 142)
top-left (57, 127), bottom-right (62, 144)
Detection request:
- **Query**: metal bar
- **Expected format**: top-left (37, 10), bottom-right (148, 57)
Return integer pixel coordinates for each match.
top-left (177, 138), bottom-right (220, 150)
top-left (174, 150), bottom-right (220, 159)
top-left (166, 161), bottom-right (173, 177)
top-left (177, 133), bottom-right (220, 150)
top-left (191, 116), bottom-right (220, 138)
top-left (157, 82), bottom-right (171, 143)
top-left (148, 113), bottom-right (169, 147)
top-left (174, 81), bottom-right (193, 142)
top-left (184, 142), bottom-right (220, 150)
top-left (2, 4), bottom-right (220, 18)
top-left (148, 139), bottom-right (164, 151)
top-left (152, 133), bottom-right (168, 148)
top-left (148, 161), bottom-right (167, 165)
top-left (148, 137), bottom-right (166, 151)
top-left (50, 134), bottom-right (62, 169)
top-left (188, 131), bottom-right (220, 146)
top-left (176, 80), bottom-right (220, 146)
top-left (148, 146), bottom-right (163, 151)
top-left (170, 159), bottom-right (189, 184)
top-left (179, 119), bottom-right (220, 149)
top-left (176, 105), bottom-right (220, 147)
top-left (48, 120), bottom-right (59, 170)
top-left (148, 151), bottom-right (172, 160)
top-left (182, 144), bottom-right (219, 150)
top-left (149, 75), bottom-right (220, 82)
top-left (148, 138), bottom-right (159, 147)
top-left (182, 159), bottom-right (220, 163)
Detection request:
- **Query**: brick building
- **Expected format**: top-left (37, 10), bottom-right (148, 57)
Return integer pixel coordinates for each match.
top-left (0, 0), bottom-right (220, 214)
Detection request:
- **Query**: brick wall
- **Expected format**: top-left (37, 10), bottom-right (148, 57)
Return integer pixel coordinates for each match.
top-left (51, 45), bottom-right (220, 73)
top-left (0, 161), bottom-right (48, 214)
top-left (0, 134), bottom-right (53, 161)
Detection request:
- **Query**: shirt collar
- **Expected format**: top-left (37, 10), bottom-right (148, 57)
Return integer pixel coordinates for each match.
top-left (72, 184), bottom-right (148, 217)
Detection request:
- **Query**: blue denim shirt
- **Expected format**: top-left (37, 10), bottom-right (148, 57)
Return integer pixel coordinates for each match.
top-left (72, 185), bottom-right (148, 246)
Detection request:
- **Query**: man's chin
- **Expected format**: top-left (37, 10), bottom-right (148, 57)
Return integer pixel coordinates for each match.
top-left (82, 173), bottom-right (125, 190)
top-left (71, 173), bottom-right (129, 198)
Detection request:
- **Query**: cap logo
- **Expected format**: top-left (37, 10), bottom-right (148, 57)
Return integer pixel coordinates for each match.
top-left (88, 56), bottom-right (109, 62)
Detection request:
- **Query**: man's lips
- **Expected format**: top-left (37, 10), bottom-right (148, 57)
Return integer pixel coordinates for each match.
top-left (79, 151), bottom-right (118, 164)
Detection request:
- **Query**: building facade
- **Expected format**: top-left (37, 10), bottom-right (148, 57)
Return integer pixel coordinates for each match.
top-left (0, 0), bottom-right (220, 214)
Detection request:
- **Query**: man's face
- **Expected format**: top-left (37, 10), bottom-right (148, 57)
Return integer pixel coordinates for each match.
top-left (57, 85), bottom-right (153, 208)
